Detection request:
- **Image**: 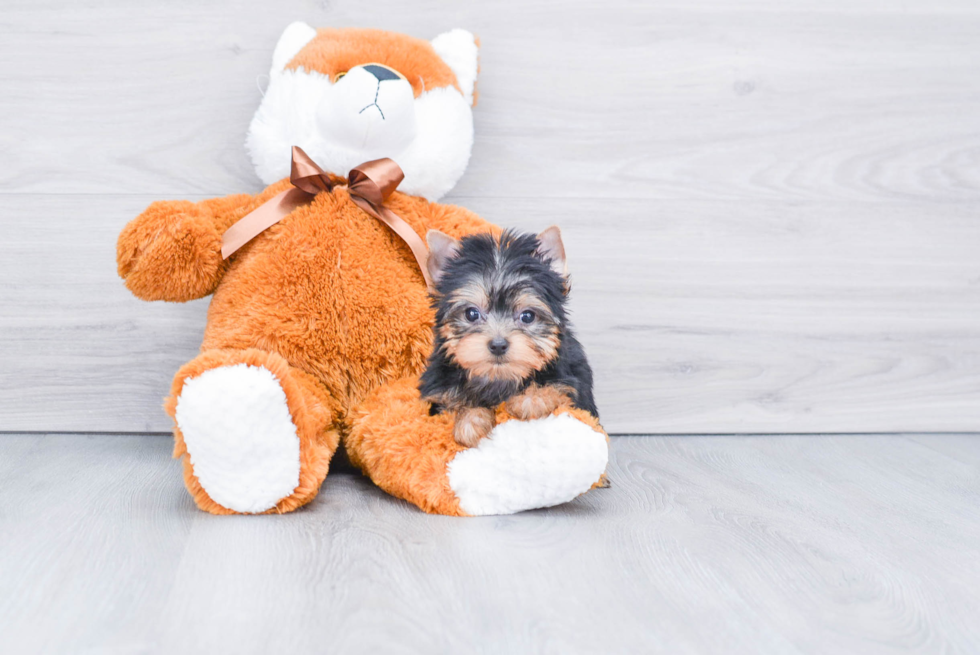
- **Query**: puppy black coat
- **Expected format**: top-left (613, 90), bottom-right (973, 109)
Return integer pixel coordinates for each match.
top-left (419, 230), bottom-right (598, 417)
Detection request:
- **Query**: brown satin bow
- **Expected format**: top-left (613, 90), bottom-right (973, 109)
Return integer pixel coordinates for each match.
top-left (221, 146), bottom-right (433, 290)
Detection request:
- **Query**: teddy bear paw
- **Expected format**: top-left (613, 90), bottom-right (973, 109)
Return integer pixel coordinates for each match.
top-left (446, 413), bottom-right (608, 516)
top-left (117, 201), bottom-right (224, 302)
top-left (174, 364), bottom-right (301, 513)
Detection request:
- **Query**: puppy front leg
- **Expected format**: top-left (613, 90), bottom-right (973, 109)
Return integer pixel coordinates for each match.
top-left (453, 406), bottom-right (495, 448)
top-left (505, 383), bottom-right (575, 421)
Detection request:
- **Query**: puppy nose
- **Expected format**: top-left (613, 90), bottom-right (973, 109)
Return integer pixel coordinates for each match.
top-left (488, 338), bottom-right (510, 356)
top-left (362, 64), bottom-right (402, 82)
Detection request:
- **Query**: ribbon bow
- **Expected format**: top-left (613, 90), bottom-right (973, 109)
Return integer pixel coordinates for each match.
top-left (221, 146), bottom-right (432, 290)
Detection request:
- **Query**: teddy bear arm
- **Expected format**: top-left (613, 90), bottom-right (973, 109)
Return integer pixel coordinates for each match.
top-left (347, 377), bottom-right (610, 516)
top-left (116, 193), bottom-right (256, 302)
top-left (196, 193), bottom-right (265, 234)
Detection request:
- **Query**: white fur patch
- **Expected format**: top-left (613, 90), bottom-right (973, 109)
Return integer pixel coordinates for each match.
top-left (270, 21), bottom-right (317, 74)
top-left (247, 69), bottom-right (473, 201)
top-left (431, 29), bottom-right (479, 105)
top-left (175, 364), bottom-right (301, 514)
top-left (447, 414), bottom-right (609, 516)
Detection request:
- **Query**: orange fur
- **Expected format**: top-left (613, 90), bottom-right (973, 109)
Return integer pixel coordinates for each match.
top-left (287, 28), bottom-right (461, 99)
top-left (347, 377), bottom-right (467, 516)
top-left (198, 186), bottom-right (492, 411)
top-left (120, 177), bottom-right (504, 515)
top-left (115, 29), bottom-right (608, 516)
top-left (117, 200), bottom-right (226, 302)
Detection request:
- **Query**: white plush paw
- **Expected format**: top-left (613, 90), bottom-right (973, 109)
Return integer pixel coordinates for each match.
top-left (446, 414), bottom-right (609, 516)
top-left (174, 364), bottom-right (300, 513)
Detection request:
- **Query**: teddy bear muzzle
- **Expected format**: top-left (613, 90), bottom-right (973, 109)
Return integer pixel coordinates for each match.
top-left (315, 63), bottom-right (417, 157)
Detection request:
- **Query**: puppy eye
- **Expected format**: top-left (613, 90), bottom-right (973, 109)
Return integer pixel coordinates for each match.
top-left (465, 307), bottom-right (481, 322)
top-left (519, 310), bottom-right (535, 324)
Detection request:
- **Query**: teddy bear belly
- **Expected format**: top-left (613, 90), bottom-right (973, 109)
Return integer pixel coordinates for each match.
top-left (200, 198), bottom-right (435, 410)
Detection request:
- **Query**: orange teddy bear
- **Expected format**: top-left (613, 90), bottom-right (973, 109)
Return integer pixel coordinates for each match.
top-left (116, 24), bottom-right (608, 516)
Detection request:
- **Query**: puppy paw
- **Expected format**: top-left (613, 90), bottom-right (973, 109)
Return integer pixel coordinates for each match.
top-left (453, 406), bottom-right (495, 448)
top-left (505, 384), bottom-right (573, 420)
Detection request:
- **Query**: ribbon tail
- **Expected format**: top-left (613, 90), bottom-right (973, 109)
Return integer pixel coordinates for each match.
top-left (221, 187), bottom-right (312, 259)
top-left (349, 195), bottom-right (434, 291)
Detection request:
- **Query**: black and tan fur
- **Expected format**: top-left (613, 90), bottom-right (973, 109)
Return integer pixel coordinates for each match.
top-left (419, 227), bottom-right (597, 447)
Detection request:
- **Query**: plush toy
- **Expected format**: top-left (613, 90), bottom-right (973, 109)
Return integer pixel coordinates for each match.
top-left (116, 23), bottom-right (608, 516)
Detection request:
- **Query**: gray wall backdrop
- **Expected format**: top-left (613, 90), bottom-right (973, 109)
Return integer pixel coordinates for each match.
top-left (1, 0), bottom-right (978, 434)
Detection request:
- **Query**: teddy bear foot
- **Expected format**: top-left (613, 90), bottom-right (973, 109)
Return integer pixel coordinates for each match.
top-left (168, 349), bottom-right (340, 514)
top-left (446, 413), bottom-right (609, 516)
top-left (174, 363), bottom-right (301, 513)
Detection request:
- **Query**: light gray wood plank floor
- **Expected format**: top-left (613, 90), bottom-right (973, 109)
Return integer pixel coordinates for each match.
top-left (2, 434), bottom-right (979, 654)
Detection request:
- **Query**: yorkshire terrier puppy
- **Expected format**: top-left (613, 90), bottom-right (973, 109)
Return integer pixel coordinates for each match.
top-left (419, 226), bottom-right (597, 448)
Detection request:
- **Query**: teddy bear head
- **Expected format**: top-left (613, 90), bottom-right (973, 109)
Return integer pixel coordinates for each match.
top-left (247, 23), bottom-right (479, 201)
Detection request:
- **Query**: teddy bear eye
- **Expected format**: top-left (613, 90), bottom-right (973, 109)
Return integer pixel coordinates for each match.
top-left (519, 310), bottom-right (535, 324)
top-left (465, 307), bottom-right (481, 322)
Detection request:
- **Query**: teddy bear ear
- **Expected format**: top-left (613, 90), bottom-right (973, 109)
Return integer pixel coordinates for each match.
top-left (270, 21), bottom-right (318, 74)
top-left (431, 29), bottom-right (479, 106)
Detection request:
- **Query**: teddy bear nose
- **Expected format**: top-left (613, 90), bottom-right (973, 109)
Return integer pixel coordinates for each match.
top-left (362, 64), bottom-right (402, 82)
top-left (488, 338), bottom-right (510, 356)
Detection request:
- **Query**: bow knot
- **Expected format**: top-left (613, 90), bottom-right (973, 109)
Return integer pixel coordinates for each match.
top-left (288, 145), bottom-right (334, 195)
top-left (221, 147), bottom-right (432, 290)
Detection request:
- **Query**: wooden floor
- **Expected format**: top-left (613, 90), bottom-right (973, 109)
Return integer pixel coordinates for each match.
top-left (2, 434), bottom-right (978, 654)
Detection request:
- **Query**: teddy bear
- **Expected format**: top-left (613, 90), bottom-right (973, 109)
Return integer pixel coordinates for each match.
top-left (116, 23), bottom-right (608, 517)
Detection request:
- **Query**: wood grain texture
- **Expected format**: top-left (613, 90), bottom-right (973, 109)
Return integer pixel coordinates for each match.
top-left (2, 434), bottom-right (979, 654)
top-left (2, 1), bottom-right (980, 201)
top-left (1, 0), bottom-right (978, 433)
top-left (1, 195), bottom-right (977, 433)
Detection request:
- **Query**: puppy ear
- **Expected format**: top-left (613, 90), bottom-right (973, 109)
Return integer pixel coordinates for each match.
top-left (426, 230), bottom-right (462, 286)
top-left (270, 22), bottom-right (317, 74)
top-left (431, 29), bottom-right (479, 105)
top-left (536, 226), bottom-right (568, 278)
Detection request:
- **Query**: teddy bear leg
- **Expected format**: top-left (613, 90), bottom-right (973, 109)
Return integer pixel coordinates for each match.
top-left (347, 378), bottom-right (609, 516)
top-left (165, 348), bottom-right (340, 515)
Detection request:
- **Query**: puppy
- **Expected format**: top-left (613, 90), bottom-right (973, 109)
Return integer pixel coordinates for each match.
top-left (419, 227), bottom-right (597, 448)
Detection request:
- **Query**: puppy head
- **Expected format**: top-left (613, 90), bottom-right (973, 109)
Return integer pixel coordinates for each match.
top-left (426, 227), bottom-right (569, 382)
